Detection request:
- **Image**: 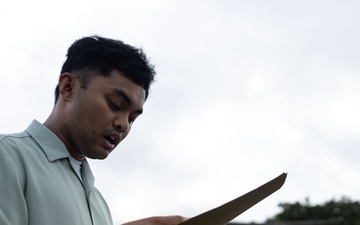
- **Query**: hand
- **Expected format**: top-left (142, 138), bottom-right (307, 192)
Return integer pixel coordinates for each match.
top-left (121, 215), bottom-right (187, 225)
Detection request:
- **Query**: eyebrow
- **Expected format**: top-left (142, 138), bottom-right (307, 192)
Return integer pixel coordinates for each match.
top-left (111, 88), bottom-right (143, 114)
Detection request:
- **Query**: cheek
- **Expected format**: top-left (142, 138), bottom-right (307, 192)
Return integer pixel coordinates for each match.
top-left (87, 102), bottom-right (114, 123)
top-left (76, 95), bottom-right (116, 132)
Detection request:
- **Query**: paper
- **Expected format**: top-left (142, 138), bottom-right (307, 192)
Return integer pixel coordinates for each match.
top-left (179, 173), bottom-right (287, 225)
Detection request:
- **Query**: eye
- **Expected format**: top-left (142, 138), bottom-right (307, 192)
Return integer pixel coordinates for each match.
top-left (109, 100), bottom-right (121, 111)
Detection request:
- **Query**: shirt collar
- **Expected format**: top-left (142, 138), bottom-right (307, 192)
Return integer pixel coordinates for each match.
top-left (25, 120), bottom-right (95, 188)
top-left (25, 119), bottom-right (70, 162)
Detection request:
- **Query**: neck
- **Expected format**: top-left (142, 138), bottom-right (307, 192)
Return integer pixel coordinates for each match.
top-left (44, 111), bottom-right (85, 162)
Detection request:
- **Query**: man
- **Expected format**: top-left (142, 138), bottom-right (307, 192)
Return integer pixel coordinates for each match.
top-left (0, 36), bottom-right (186, 225)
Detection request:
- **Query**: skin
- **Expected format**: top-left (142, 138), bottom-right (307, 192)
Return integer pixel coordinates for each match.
top-left (44, 69), bottom-right (145, 161)
top-left (122, 216), bottom-right (187, 225)
top-left (44, 69), bottom-right (187, 224)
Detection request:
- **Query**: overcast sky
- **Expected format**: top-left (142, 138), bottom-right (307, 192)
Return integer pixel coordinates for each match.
top-left (1, 0), bottom-right (359, 224)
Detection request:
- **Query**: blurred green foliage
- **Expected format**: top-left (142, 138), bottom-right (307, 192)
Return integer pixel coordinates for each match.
top-left (267, 197), bottom-right (360, 225)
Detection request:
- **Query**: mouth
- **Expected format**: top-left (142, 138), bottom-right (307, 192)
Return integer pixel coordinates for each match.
top-left (104, 135), bottom-right (115, 145)
top-left (104, 134), bottom-right (120, 150)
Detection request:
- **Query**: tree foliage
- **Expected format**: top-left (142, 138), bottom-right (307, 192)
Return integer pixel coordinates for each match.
top-left (267, 197), bottom-right (360, 225)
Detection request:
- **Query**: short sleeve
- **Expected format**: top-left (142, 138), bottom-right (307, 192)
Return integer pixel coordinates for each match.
top-left (0, 143), bottom-right (28, 225)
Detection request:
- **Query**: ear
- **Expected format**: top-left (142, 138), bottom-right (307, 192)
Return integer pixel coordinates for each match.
top-left (58, 73), bottom-right (76, 102)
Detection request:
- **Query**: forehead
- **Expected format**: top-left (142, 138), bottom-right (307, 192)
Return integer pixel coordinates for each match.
top-left (89, 70), bottom-right (146, 104)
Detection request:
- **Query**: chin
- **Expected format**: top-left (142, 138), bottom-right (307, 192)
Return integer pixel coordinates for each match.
top-left (87, 152), bottom-right (111, 160)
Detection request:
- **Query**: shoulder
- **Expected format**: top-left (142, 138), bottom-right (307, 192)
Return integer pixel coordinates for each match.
top-left (0, 132), bottom-right (30, 183)
top-left (0, 131), bottom-right (32, 149)
top-left (0, 131), bottom-right (36, 165)
top-left (0, 130), bottom-right (30, 140)
top-left (0, 131), bottom-right (30, 144)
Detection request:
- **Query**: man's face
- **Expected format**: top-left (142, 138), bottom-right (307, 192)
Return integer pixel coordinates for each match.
top-left (63, 70), bottom-right (145, 160)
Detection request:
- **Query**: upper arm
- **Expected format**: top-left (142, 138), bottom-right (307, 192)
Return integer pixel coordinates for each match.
top-left (0, 144), bottom-right (28, 225)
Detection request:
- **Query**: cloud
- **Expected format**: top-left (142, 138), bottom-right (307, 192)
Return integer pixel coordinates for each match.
top-left (1, 0), bottom-right (360, 224)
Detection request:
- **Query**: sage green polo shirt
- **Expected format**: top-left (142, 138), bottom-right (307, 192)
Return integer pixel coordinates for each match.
top-left (0, 120), bottom-right (113, 225)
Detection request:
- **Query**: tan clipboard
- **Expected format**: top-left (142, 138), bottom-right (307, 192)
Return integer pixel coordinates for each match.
top-left (179, 173), bottom-right (287, 225)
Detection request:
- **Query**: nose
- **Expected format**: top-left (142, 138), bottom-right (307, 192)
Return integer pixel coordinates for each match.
top-left (113, 116), bottom-right (129, 133)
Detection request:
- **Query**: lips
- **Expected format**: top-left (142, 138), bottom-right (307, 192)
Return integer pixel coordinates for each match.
top-left (103, 133), bottom-right (121, 150)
